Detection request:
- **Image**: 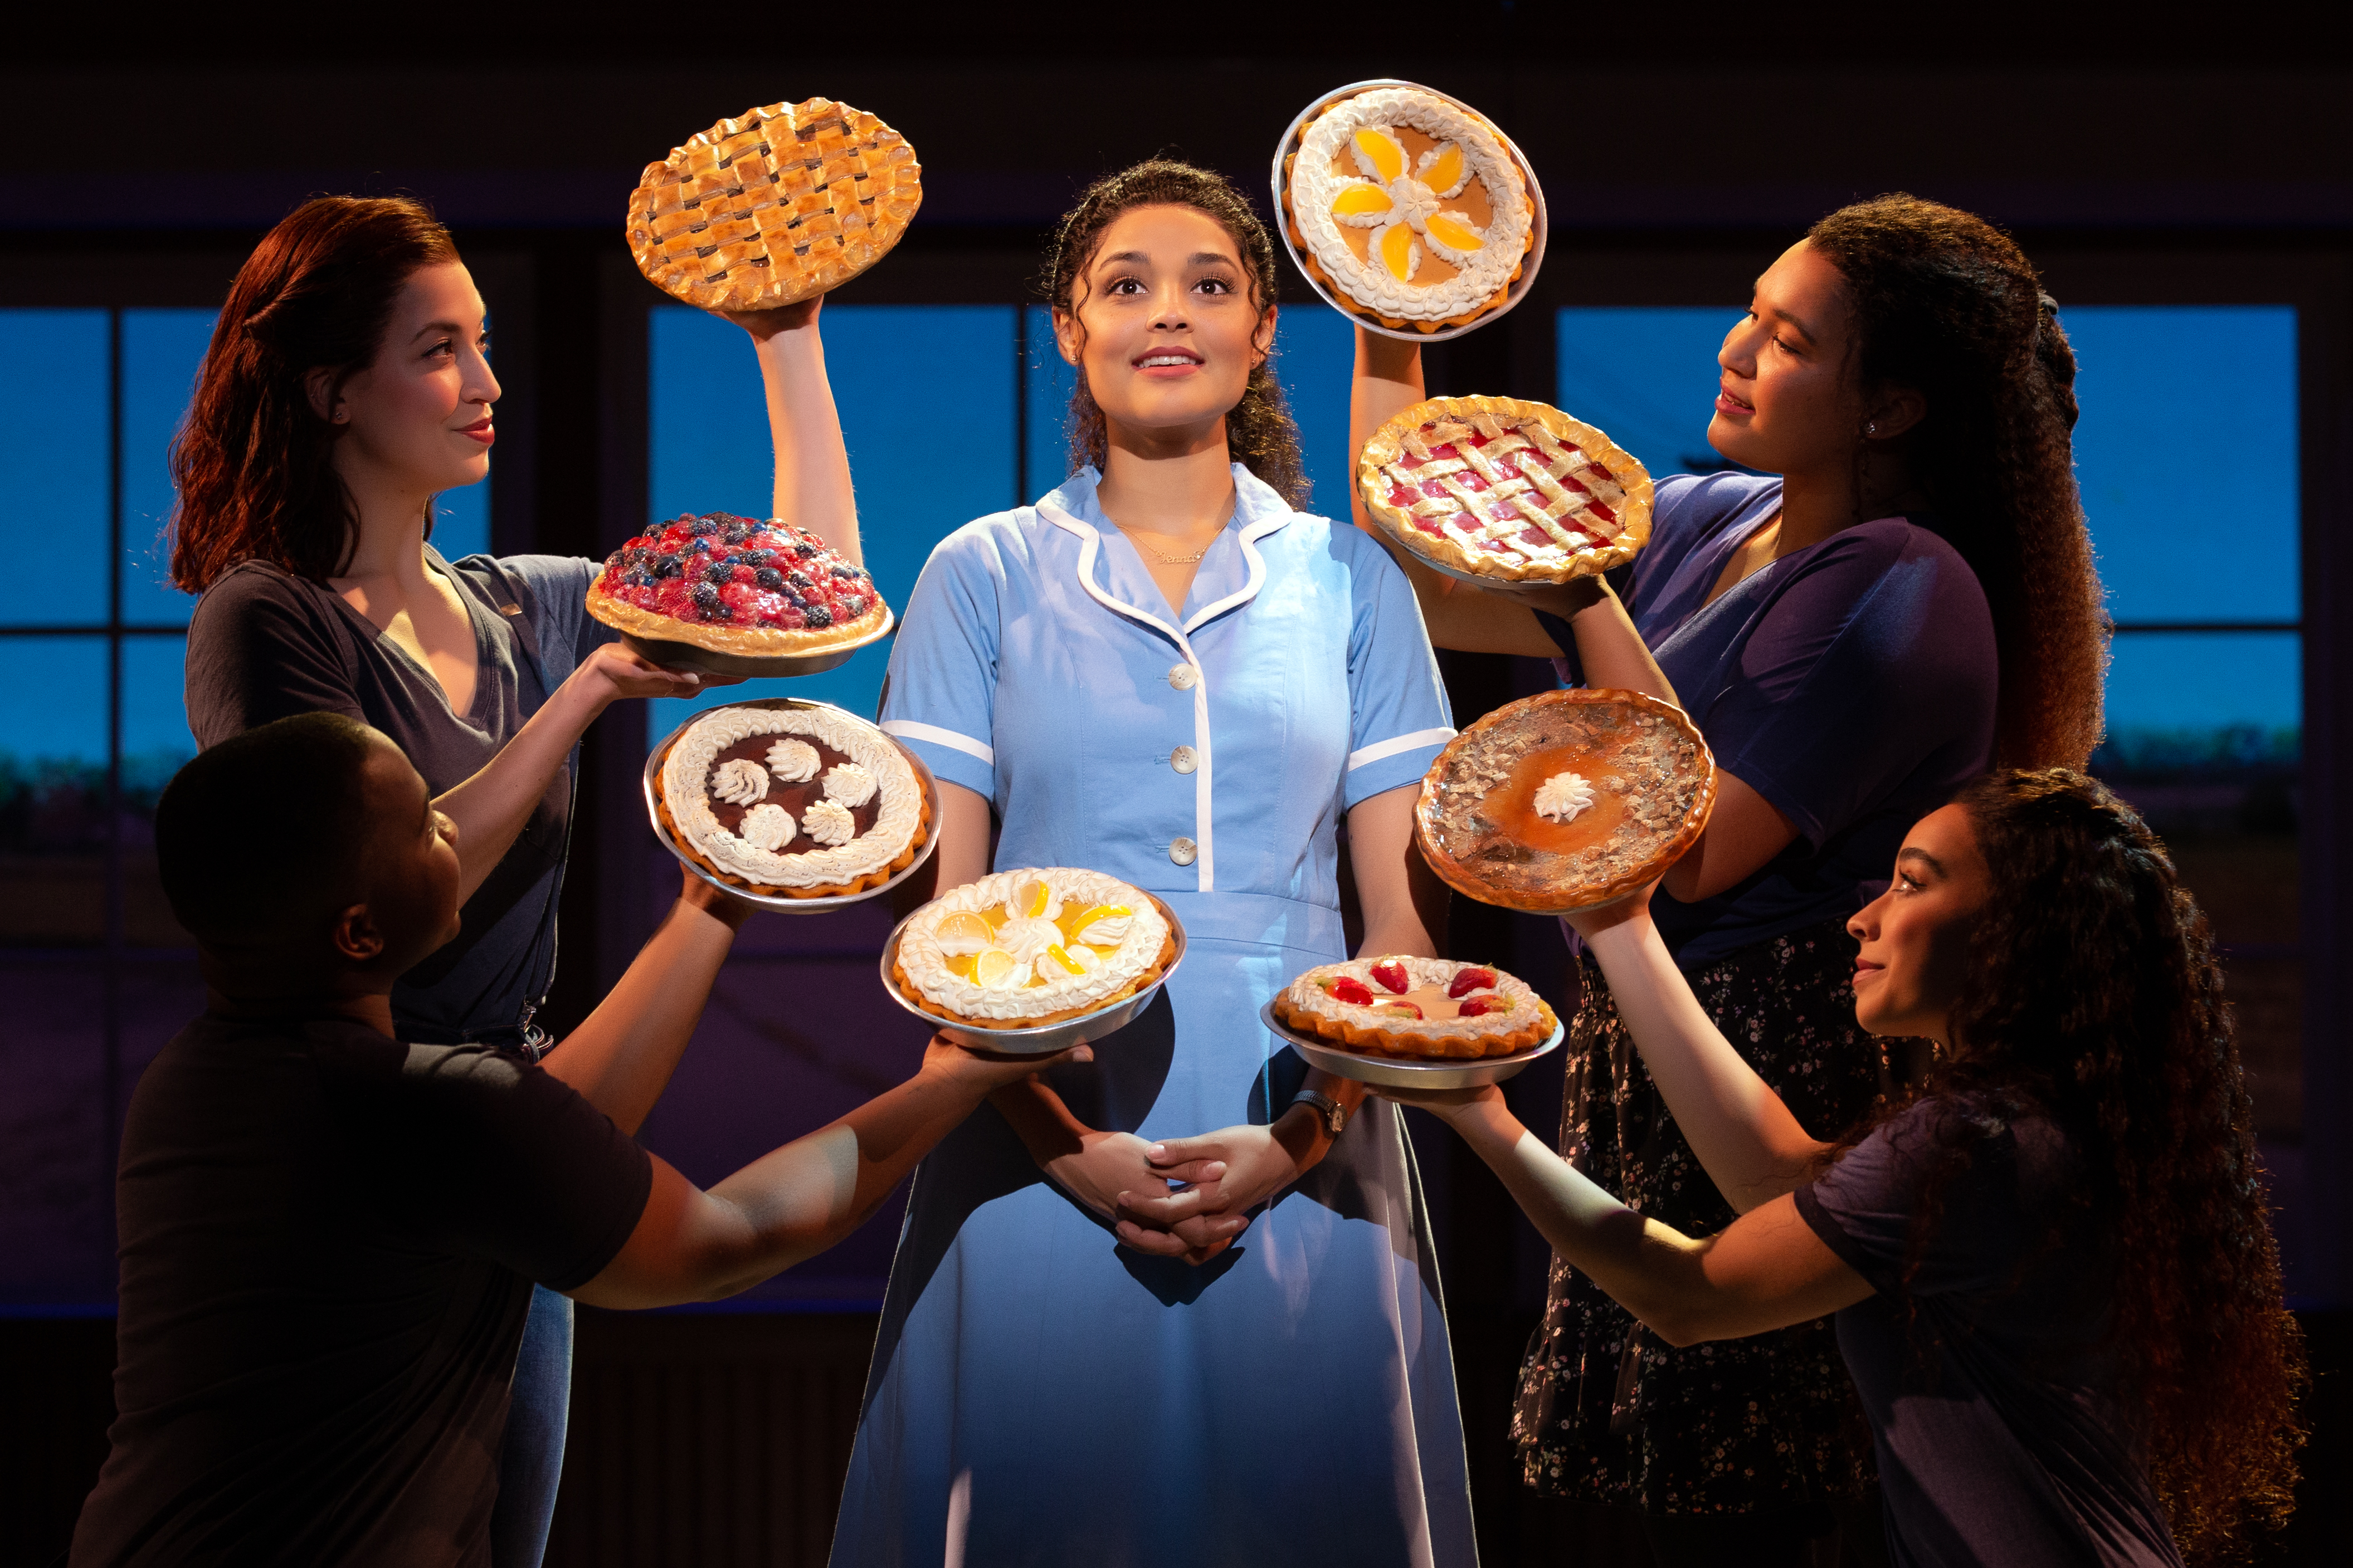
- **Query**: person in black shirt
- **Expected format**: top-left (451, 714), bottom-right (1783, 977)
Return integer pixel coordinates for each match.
top-left (71, 714), bottom-right (1084, 1566)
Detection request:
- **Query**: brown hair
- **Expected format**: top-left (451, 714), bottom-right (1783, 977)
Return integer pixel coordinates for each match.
top-left (1043, 160), bottom-right (1309, 509)
top-left (1850, 770), bottom-right (2305, 1561)
top-left (169, 196), bottom-right (460, 591)
top-left (1808, 196), bottom-right (2109, 770)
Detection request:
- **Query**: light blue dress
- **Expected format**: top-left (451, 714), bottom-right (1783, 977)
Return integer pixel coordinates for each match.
top-left (836, 467), bottom-right (1476, 1567)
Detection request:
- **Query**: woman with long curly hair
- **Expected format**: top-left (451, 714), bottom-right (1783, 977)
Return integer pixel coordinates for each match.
top-left (836, 160), bottom-right (1474, 1564)
top-left (170, 194), bottom-right (861, 1565)
top-left (1350, 194), bottom-right (2110, 1561)
top-left (1373, 769), bottom-right (2304, 1565)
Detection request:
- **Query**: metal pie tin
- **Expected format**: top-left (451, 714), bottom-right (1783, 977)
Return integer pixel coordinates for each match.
top-left (1259, 998), bottom-right (1565, 1089)
top-left (878, 896), bottom-right (1188, 1057)
top-left (622, 605), bottom-right (894, 679)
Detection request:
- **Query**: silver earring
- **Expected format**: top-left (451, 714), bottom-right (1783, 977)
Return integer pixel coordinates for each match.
top-left (1865, 421), bottom-right (1878, 437)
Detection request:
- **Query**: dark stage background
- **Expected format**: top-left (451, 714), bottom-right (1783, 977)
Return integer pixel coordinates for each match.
top-left (3, 6), bottom-right (2349, 1564)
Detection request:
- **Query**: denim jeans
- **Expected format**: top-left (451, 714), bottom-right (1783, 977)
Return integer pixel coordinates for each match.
top-left (489, 1285), bottom-right (574, 1567)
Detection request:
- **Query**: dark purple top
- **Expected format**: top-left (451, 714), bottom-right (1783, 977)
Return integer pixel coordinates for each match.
top-left (1561, 473), bottom-right (1998, 968)
top-left (1795, 1097), bottom-right (2182, 1567)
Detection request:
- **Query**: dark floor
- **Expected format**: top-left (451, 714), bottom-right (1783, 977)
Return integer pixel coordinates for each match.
top-left (6, 1307), bottom-right (2346, 1566)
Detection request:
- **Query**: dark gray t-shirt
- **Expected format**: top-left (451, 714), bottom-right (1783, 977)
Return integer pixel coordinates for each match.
top-left (1795, 1097), bottom-right (2183, 1567)
top-left (72, 1011), bottom-right (652, 1566)
top-left (184, 550), bottom-right (615, 1042)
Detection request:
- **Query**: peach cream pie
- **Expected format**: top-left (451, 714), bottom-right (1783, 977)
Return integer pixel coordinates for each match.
top-left (1358, 396), bottom-right (1653, 584)
top-left (1274, 956), bottom-right (1557, 1059)
top-left (894, 868), bottom-right (1175, 1030)
top-left (655, 704), bottom-right (929, 898)
top-left (1282, 84), bottom-right (1534, 333)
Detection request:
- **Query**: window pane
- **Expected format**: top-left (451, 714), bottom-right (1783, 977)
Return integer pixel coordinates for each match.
top-left (648, 305), bottom-right (1016, 731)
top-left (433, 480), bottom-right (492, 562)
top-left (123, 634), bottom-right (195, 947)
top-left (2064, 306), bottom-right (2297, 624)
top-left (1272, 307), bottom-right (1356, 520)
top-left (2097, 631), bottom-right (2300, 766)
top-left (0, 634), bottom-right (108, 945)
top-left (1556, 307), bottom-right (1741, 478)
top-left (121, 309), bottom-right (216, 628)
top-left (0, 310), bottom-right (110, 627)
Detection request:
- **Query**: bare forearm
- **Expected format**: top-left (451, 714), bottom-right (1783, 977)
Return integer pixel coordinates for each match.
top-left (754, 323), bottom-right (860, 563)
top-left (988, 1074), bottom-right (1091, 1164)
top-left (699, 1071), bottom-right (981, 1293)
top-left (433, 675), bottom-right (607, 902)
top-left (1581, 916), bottom-right (1826, 1208)
top-left (539, 896), bottom-right (735, 1134)
top-left (1444, 1097), bottom-right (1711, 1329)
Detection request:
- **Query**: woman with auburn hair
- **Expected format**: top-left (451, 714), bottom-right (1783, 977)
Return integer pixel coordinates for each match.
top-left (834, 160), bottom-right (1473, 1564)
top-left (1350, 194), bottom-right (2108, 1562)
top-left (1369, 769), bottom-right (2305, 1566)
top-left (172, 194), bottom-right (863, 1565)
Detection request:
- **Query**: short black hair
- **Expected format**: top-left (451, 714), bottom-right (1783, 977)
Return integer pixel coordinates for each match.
top-left (157, 712), bottom-right (384, 949)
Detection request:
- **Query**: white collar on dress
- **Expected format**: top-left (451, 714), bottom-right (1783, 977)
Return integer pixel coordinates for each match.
top-left (1036, 464), bottom-right (1292, 640)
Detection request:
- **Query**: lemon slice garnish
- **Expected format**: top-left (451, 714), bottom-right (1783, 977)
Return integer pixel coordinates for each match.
top-left (937, 911), bottom-right (994, 947)
top-left (973, 948), bottom-right (1020, 988)
top-left (946, 952), bottom-right (978, 981)
top-left (1378, 223), bottom-right (1417, 282)
top-left (1331, 184), bottom-right (1392, 218)
top-left (1352, 128), bottom-right (1405, 183)
top-left (1420, 144), bottom-right (1464, 192)
top-left (1060, 903), bottom-right (1131, 941)
top-left (1040, 944), bottom-right (1087, 976)
top-left (1424, 214), bottom-right (1484, 252)
top-left (1016, 879), bottom-right (1052, 919)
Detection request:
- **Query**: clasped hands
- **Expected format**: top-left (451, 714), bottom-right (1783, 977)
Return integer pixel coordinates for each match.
top-left (1047, 1118), bottom-right (1318, 1266)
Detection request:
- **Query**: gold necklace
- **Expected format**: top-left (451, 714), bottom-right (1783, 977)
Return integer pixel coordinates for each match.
top-left (1117, 523), bottom-right (1218, 566)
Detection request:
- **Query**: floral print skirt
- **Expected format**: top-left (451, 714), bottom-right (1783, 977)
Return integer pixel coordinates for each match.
top-left (1513, 915), bottom-right (1925, 1515)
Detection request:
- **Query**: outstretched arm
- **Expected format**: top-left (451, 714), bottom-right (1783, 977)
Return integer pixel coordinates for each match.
top-left (1568, 894), bottom-right (1829, 1211)
top-left (537, 866), bottom-right (753, 1134)
top-left (727, 296), bottom-right (861, 565)
top-left (573, 1034), bottom-right (1089, 1307)
top-left (1388, 1083), bottom-right (1868, 1344)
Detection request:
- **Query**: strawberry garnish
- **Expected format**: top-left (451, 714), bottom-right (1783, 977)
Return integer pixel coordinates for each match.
top-left (1446, 968), bottom-right (1497, 999)
top-left (1371, 999), bottom-right (1424, 1019)
top-left (1457, 997), bottom-right (1507, 1018)
top-left (1319, 976), bottom-right (1375, 1006)
top-left (1370, 960), bottom-right (1410, 994)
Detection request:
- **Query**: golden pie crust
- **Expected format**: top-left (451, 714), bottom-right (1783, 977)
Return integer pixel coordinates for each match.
top-left (651, 725), bottom-right (932, 900)
top-left (1278, 84), bottom-right (1534, 335)
top-left (1273, 955), bottom-right (1556, 1058)
top-left (1359, 397), bottom-right (1654, 584)
top-left (1416, 689), bottom-right (1716, 914)
top-left (588, 586), bottom-right (890, 657)
top-left (891, 893), bottom-right (1180, 1031)
top-left (627, 96), bottom-right (921, 311)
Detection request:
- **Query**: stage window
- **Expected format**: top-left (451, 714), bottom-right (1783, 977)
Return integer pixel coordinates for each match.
top-left (1557, 303), bottom-right (2306, 1138)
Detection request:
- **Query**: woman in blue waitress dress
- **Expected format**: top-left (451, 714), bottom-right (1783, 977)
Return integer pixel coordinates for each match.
top-left (832, 163), bottom-right (1476, 1567)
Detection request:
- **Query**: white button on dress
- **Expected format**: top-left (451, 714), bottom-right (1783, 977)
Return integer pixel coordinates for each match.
top-left (1168, 664), bottom-right (1199, 690)
top-left (1169, 836), bottom-right (1198, 866)
top-left (1170, 745), bottom-right (1198, 775)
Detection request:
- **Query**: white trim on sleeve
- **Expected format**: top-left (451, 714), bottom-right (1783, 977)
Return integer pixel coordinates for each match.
top-left (1346, 727), bottom-right (1456, 773)
top-left (879, 720), bottom-right (994, 766)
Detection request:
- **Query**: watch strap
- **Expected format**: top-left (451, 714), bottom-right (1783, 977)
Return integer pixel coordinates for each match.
top-left (1290, 1087), bottom-right (1347, 1137)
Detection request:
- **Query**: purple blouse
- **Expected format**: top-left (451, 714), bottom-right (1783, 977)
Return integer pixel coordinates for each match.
top-left (1569, 473), bottom-right (1998, 968)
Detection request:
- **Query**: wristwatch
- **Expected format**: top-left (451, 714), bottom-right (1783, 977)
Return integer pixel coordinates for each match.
top-left (1290, 1088), bottom-right (1348, 1138)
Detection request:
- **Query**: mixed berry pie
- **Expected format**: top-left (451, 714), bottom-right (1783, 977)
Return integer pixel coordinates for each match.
top-left (654, 702), bottom-right (931, 898)
top-left (1416, 689), bottom-right (1716, 914)
top-left (1279, 83), bottom-right (1535, 334)
top-left (587, 512), bottom-right (888, 658)
top-left (1359, 396), bottom-right (1653, 584)
top-left (1273, 956), bottom-right (1556, 1058)
top-left (627, 96), bottom-right (922, 312)
top-left (893, 868), bottom-right (1177, 1030)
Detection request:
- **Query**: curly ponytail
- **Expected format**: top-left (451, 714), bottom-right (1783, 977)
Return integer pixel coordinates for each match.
top-left (1808, 197), bottom-right (2109, 770)
top-left (1042, 159), bottom-right (1310, 510)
